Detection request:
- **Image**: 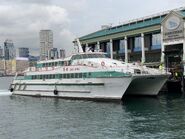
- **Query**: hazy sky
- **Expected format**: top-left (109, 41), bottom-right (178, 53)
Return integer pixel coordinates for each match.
top-left (0, 0), bottom-right (185, 56)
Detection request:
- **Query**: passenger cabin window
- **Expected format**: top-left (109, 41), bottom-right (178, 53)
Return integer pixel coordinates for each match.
top-left (71, 54), bottom-right (107, 61)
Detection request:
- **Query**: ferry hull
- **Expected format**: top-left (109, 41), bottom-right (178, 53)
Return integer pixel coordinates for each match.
top-left (11, 77), bottom-right (132, 100)
top-left (125, 75), bottom-right (168, 96)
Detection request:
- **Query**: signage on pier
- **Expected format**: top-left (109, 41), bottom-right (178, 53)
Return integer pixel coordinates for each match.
top-left (162, 11), bottom-right (184, 42)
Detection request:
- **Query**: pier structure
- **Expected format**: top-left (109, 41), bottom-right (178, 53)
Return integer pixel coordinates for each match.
top-left (75, 7), bottom-right (185, 92)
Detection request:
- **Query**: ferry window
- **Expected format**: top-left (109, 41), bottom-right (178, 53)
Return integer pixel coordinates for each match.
top-left (43, 63), bottom-right (46, 67)
top-left (49, 74), bottom-right (52, 79)
top-left (71, 73), bottom-right (74, 78)
top-left (52, 74), bottom-right (55, 79)
top-left (45, 75), bottom-right (48, 79)
top-left (99, 54), bottom-right (106, 58)
top-left (49, 63), bottom-right (52, 67)
top-left (88, 72), bottom-right (91, 77)
top-left (87, 54), bottom-right (93, 58)
top-left (82, 73), bottom-right (87, 78)
top-left (83, 73), bottom-right (87, 78)
top-left (76, 55), bottom-right (82, 60)
top-left (63, 74), bottom-right (66, 78)
top-left (75, 73), bottom-right (78, 78)
top-left (68, 61), bottom-right (72, 65)
top-left (79, 73), bottom-right (82, 78)
top-left (54, 62), bottom-right (57, 66)
top-left (52, 63), bottom-right (54, 67)
top-left (66, 74), bottom-right (70, 78)
top-left (43, 75), bottom-right (45, 79)
top-left (72, 55), bottom-right (82, 60)
top-left (71, 55), bottom-right (76, 60)
top-left (40, 75), bottom-right (42, 79)
top-left (64, 61), bottom-right (69, 66)
top-left (59, 61), bottom-right (64, 66)
top-left (82, 54), bottom-right (88, 59)
top-left (59, 74), bottom-right (62, 79)
top-left (93, 54), bottom-right (98, 58)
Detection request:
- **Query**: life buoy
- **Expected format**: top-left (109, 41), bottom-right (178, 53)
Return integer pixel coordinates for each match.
top-left (101, 61), bottom-right (105, 66)
top-left (54, 89), bottom-right (58, 95)
top-left (10, 88), bottom-right (14, 92)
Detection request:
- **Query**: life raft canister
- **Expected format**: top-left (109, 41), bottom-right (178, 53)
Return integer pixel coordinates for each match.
top-left (101, 61), bottom-right (105, 66)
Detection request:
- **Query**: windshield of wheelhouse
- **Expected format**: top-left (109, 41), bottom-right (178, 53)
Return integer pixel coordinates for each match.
top-left (71, 53), bottom-right (107, 61)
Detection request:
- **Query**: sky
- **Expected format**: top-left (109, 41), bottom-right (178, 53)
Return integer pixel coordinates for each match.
top-left (0, 0), bottom-right (185, 56)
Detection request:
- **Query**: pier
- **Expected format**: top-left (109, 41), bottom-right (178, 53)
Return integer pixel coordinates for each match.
top-left (76, 7), bottom-right (185, 93)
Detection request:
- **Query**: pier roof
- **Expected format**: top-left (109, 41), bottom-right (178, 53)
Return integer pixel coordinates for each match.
top-left (79, 8), bottom-right (185, 41)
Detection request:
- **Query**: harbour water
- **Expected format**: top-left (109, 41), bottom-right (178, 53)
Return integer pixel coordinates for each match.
top-left (1, 91), bottom-right (185, 139)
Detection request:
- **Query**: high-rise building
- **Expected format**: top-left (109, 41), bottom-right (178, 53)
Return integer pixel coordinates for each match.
top-left (39, 30), bottom-right (53, 60)
top-left (4, 39), bottom-right (15, 60)
top-left (18, 47), bottom-right (29, 58)
top-left (59, 49), bottom-right (66, 58)
top-left (48, 48), bottom-right (58, 60)
top-left (0, 46), bottom-right (3, 59)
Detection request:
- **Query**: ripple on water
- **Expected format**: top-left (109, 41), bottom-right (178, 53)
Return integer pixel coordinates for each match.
top-left (0, 94), bottom-right (185, 139)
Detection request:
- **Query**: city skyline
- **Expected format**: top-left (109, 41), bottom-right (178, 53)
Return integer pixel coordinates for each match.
top-left (0, 0), bottom-right (184, 56)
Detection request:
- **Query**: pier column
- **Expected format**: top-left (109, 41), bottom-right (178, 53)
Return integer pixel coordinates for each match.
top-left (85, 43), bottom-right (88, 52)
top-left (161, 26), bottom-right (165, 63)
top-left (97, 41), bottom-right (100, 52)
top-left (110, 39), bottom-right (113, 59)
top-left (141, 33), bottom-right (145, 63)
top-left (124, 36), bottom-right (128, 63)
top-left (183, 39), bottom-right (185, 76)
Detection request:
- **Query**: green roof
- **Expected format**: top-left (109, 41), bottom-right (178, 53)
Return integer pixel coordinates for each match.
top-left (79, 10), bottom-right (185, 41)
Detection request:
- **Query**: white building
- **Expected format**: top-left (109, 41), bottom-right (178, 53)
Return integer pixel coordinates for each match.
top-left (40, 30), bottom-right (53, 60)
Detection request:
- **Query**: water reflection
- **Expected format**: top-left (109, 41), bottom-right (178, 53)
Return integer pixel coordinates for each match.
top-left (1, 93), bottom-right (185, 138)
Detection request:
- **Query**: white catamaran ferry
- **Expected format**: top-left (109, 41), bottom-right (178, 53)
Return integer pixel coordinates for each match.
top-left (10, 51), bottom-right (169, 100)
